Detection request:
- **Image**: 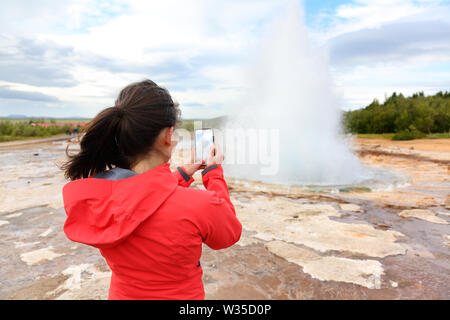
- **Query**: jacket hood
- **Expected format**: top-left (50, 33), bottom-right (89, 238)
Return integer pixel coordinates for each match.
top-left (62, 163), bottom-right (178, 248)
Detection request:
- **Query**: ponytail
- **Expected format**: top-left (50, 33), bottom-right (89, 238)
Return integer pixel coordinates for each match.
top-left (61, 107), bottom-right (128, 180)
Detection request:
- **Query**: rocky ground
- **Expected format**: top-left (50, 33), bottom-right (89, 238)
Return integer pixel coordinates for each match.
top-left (0, 136), bottom-right (448, 299)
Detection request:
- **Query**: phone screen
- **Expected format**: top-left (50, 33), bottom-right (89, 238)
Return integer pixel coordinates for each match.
top-left (195, 128), bottom-right (214, 163)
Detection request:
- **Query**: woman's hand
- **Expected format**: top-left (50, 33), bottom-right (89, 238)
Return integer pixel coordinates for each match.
top-left (182, 149), bottom-right (204, 176)
top-left (206, 142), bottom-right (224, 167)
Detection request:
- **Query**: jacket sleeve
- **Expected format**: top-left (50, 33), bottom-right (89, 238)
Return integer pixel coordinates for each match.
top-left (197, 164), bottom-right (242, 250)
top-left (172, 166), bottom-right (194, 187)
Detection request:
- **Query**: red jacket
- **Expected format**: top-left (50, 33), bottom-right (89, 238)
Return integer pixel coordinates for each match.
top-left (62, 163), bottom-right (242, 300)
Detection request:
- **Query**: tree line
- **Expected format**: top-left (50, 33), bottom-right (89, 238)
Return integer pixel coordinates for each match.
top-left (343, 91), bottom-right (450, 137)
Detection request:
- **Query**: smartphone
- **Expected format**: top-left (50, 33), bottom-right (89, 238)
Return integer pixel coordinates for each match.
top-left (195, 128), bottom-right (215, 165)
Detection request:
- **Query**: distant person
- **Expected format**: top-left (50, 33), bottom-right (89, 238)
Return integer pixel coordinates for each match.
top-left (66, 129), bottom-right (71, 135)
top-left (60, 79), bottom-right (241, 300)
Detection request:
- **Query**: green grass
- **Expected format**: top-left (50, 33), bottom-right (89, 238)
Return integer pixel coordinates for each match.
top-left (0, 117), bottom-right (90, 124)
top-left (357, 133), bottom-right (450, 140)
top-left (356, 133), bottom-right (396, 139)
top-left (0, 133), bottom-right (67, 143)
top-left (392, 130), bottom-right (426, 141)
top-left (0, 118), bottom-right (84, 143)
top-left (425, 133), bottom-right (450, 139)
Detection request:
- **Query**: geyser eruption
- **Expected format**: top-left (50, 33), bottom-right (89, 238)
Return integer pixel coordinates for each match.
top-left (223, 1), bottom-right (371, 186)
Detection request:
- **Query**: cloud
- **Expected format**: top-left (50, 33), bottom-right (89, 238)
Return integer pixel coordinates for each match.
top-left (0, 0), bottom-right (130, 35)
top-left (307, 0), bottom-right (450, 109)
top-left (1, 0), bottom-right (449, 117)
top-left (317, 0), bottom-right (448, 39)
top-left (328, 20), bottom-right (450, 67)
top-left (0, 37), bottom-right (77, 87)
top-left (0, 0), bottom-right (289, 118)
top-left (0, 86), bottom-right (59, 102)
top-left (182, 102), bottom-right (207, 108)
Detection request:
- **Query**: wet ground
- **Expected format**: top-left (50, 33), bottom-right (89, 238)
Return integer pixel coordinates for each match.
top-left (0, 137), bottom-right (448, 299)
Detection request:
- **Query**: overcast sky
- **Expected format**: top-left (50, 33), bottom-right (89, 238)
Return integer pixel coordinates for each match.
top-left (0, 0), bottom-right (449, 119)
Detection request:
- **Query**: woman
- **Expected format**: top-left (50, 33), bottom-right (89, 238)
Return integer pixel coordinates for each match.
top-left (61, 79), bottom-right (242, 300)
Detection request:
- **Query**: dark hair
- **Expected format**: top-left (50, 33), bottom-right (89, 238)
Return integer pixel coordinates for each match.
top-left (61, 79), bottom-right (181, 180)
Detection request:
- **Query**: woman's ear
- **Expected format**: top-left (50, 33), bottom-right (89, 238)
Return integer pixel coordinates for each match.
top-left (164, 126), bottom-right (174, 146)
